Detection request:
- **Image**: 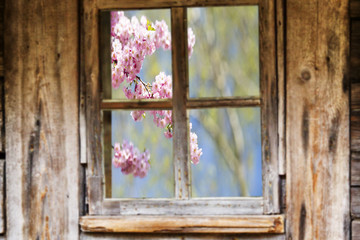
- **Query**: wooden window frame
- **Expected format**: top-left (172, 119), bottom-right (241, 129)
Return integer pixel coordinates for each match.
top-left (80, 0), bottom-right (284, 234)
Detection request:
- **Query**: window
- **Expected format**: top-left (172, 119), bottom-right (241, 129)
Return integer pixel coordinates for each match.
top-left (80, 0), bottom-right (283, 234)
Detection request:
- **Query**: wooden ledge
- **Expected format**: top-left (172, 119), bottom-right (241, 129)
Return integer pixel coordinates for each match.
top-left (80, 215), bottom-right (284, 234)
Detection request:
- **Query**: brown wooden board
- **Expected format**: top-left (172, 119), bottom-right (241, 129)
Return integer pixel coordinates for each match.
top-left (0, 0), bottom-right (3, 77)
top-left (4, 0), bottom-right (80, 238)
top-left (286, 0), bottom-right (350, 239)
top-left (353, 220), bottom-right (360, 240)
top-left (259, 0), bottom-right (279, 214)
top-left (97, 0), bottom-right (259, 10)
top-left (351, 0), bottom-right (360, 18)
top-left (0, 160), bottom-right (4, 233)
top-left (352, 151), bottom-right (360, 186)
top-left (83, 0), bottom-right (104, 215)
top-left (80, 215), bottom-right (284, 234)
top-left (171, 7), bottom-right (190, 200)
top-left (81, 233), bottom-right (285, 240)
top-left (352, 187), bottom-right (360, 218)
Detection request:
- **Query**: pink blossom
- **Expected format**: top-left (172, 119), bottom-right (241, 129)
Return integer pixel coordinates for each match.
top-left (112, 140), bottom-right (151, 178)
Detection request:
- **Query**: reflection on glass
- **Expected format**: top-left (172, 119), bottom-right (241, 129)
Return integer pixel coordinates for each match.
top-left (105, 9), bottom-right (172, 100)
top-left (105, 110), bottom-right (174, 198)
top-left (188, 6), bottom-right (259, 98)
top-left (190, 108), bottom-right (262, 197)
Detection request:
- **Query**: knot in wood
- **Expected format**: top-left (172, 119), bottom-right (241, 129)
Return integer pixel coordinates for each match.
top-left (301, 70), bottom-right (311, 82)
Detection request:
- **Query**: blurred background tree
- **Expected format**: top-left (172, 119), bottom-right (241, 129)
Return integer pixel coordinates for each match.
top-left (108, 6), bottom-right (262, 198)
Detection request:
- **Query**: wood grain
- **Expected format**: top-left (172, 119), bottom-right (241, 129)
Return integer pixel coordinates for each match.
top-left (0, 0), bottom-right (3, 77)
top-left (353, 220), bottom-right (360, 240)
top-left (351, 0), bottom-right (360, 18)
top-left (259, 0), bottom-right (279, 214)
top-left (101, 198), bottom-right (263, 215)
top-left (80, 215), bottom-right (284, 234)
top-left (171, 7), bottom-right (190, 200)
top-left (352, 151), bottom-right (360, 186)
top-left (0, 160), bottom-right (4, 233)
top-left (4, 0), bottom-right (80, 238)
top-left (286, 0), bottom-right (350, 239)
top-left (83, 0), bottom-right (104, 214)
top-left (276, 0), bottom-right (286, 175)
top-left (100, 11), bottom-right (112, 199)
top-left (352, 187), bottom-right (360, 218)
top-left (97, 0), bottom-right (259, 10)
top-left (81, 233), bottom-right (286, 240)
top-left (101, 99), bottom-right (172, 110)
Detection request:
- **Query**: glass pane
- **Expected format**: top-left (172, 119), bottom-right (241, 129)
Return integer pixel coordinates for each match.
top-left (104, 110), bottom-right (174, 198)
top-left (188, 6), bottom-right (259, 98)
top-left (101, 10), bottom-right (172, 100)
top-left (189, 108), bottom-right (262, 197)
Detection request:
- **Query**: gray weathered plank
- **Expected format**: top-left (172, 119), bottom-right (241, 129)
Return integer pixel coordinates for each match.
top-left (277, 0), bottom-right (286, 175)
top-left (0, 77), bottom-right (4, 152)
top-left (101, 198), bottom-right (263, 215)
top-left (81, 233), bottom-right (285, 240)
top-left (0, 160), bottom-right (4, 234)
top-left (352, 187), bottom-right (360, 217)
top-left (352, 151), bottom-right (360, 186)
top-left (286, 0), bottom-right (350, 239)
top-left (353, 220), bottom-right (360, 240)
top-left (171, 7), bottom-right (190, 200)
top-left (83, 0), bottom-right (104, 215)
top-left (259, 0), bottom-right (279, 214)
top-left (4, 0), bottom-right (80, 238)
top-left (100, 11), bottom-right (112, 199)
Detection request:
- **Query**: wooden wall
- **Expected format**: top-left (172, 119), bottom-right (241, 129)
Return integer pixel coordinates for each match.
top-left (3, 0), bottom-right (80, 239)
top-left (0, 0), bottom-right (354, 239)
top-left (351, 1), bottom-right (360, 239)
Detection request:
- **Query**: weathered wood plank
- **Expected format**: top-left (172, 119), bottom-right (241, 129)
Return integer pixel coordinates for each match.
top-left (101, 99), bottom-right (172, 110)
top-left (81, 233), bottom-right (285, 240)
top-left (353, 220), bottom-right (360, 240)
top-left (97, 0), bottom-right (259, 10)
top-left (0, 160), bottom-right (4, 234)
top-left (101, 198), bottom-right (263, 215)
top-left (83, 0), bottom-right (104, 214)
top-left (277, 0), bottom-right (286, 175)
top-left (172, 7), bottom-right (190, 200)
top-left (286, 0), bottom-right (350, 239)
top-left (100, 11), bottom-right (112, 199)
top-left (351, 187), bottom-right (360, 217)
top-left (351, 0), bottom-right (360, 18)
top-left (4, 0), bottom-right (80, 238)
top-left (350, 20), bottom-right (360, 85)
top-left (259, 0), bottom-right (279, 214)
top-left (187, 97), bottom-right (261, 108)
top-left (80, 215), bottom-right (284, 234)
top-left (352, 151), bottom-right (360, 186)
top-left (0, 0), bottom-right (3, 77)
top-left (0, 77), bottom-right (4, 152)
top-left (101, 97), bottom-right (261, 110)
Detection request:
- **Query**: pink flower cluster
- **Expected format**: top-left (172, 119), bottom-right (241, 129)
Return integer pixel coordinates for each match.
top-left (110, 11), bottom-right (201, 174)
top-left (112, 140), bottom-right (150, 178)
top-left (190, 123), bottom-right (202, 165)
top-left (111, 11), bottom-right (195, 90)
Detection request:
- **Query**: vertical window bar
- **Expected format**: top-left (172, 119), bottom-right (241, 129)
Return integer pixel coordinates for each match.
top-left (100, 11), bottom-right (112, 198)
top-left (171, 7), bottom-right (190, 199)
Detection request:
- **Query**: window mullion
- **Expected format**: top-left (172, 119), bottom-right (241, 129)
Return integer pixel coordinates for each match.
top-left (171, 7), bottom-right (190, 199)
top-left (100, 11), bottom-right (112, 199)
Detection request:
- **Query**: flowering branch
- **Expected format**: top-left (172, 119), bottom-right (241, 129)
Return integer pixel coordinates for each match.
top-left (111, 11), bottom-right (201, 178)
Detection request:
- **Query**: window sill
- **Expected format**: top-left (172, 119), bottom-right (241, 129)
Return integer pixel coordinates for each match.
top-left (79, 215), bottom-right (284, 234)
